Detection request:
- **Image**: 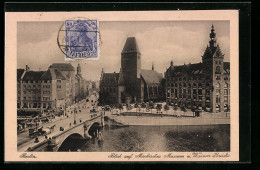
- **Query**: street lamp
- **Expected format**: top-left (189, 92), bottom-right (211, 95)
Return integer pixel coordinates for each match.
top-left (74, 108), bottom-right (77, 124)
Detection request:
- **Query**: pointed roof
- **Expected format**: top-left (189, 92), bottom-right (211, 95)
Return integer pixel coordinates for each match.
top-left (141, 69), bottom-right (163, 84)
top-left (41, 68), bottom-right (66, 80)
top-left (122, 37), bottom-right (140, 54)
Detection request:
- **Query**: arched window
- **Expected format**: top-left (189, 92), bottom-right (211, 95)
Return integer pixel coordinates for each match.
top-left (188, 83), bottom-right (191, 88)
top-left (171, 83), bottom-right (174, 87)
top-left (198, 83), bottom-right (202, 88)
top-left (216, 66), bottom-right (221, 73)
top-left (183, 83), bottom-right (186, 87)
top-left (193, 83), bottom-right (197, 88)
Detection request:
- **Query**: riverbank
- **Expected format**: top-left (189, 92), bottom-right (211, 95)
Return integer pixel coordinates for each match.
top-left (107, 115), bottom-right (230, 126)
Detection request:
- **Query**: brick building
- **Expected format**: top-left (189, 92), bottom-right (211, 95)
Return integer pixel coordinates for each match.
top-left (99, 37), bottom-right (164, 105)
top-left (165, 25), bottom-right (230, 112)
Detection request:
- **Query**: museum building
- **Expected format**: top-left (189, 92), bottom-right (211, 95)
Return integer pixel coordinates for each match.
top-left (99, 37), bottom-right (164, 105)
top-left (165, 25), bottom-right (230, 112)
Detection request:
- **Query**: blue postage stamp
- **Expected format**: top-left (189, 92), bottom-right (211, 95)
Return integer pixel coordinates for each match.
top-left (64, 20), bottom-right (98, 60)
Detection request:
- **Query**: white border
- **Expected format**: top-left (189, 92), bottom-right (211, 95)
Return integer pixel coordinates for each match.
top-left (5, 10), bottom-right (239, 162)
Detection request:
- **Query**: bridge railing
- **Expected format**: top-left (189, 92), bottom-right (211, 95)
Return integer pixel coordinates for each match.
top-left (26, 114), bottom-right (102, 152)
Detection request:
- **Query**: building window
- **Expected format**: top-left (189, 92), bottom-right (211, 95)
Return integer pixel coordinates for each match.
top-left (193, 89), bottom-right (197, 94)
top-left (183, 89), bottom-right (186, 94)
top-left (193, 83), bottom-right (197, 88)
top-left (224, 96), bottom-right (228, 102)
top-left (206, 90), bottom-right (210, 95)
top-left (219, 61), bottom-right (221, 65)
top-left (24, 97), bottom-right (26, 100)
top-left (216, 82), bottom-right (220, 88)
top-left (215, 61), bottom-right (218, 64)
top-left (224, 89), bottom-right (228, 95)
top-left (224, 83), bottom-right (228, 88)
top-left (33, 97), bottom-right (36, 100)
top-left (175, 83), bottom-right (177, 87)
top-left (216, 96), bottom-right (220, 103)
top-left (23, 91), bottom-right (26, 94)
top-left (18, 97), bottom-right (20, 101)
top-left (28, 97), bottom-right (31, 100)
top-left (216, 66), bottom-right (221, 74)
top-left (33, 85), bottom-right (36, 88)
top-left (28, 85), bottom-right (31, 88)
top-left (23, 85), bottom-right (26, 88)
top-left (38, 97), bottom-right (41, 100)
top-left (198, 96), bottom-right (202, 100)
top-left (198, 89), bottom-right (202, 95)
top-left (188, 89), bottom-right (191, 94)
top-left (57, 85), bottom-right (61, 89)
top-left (198, 83), bottom-right (202, 88)
top-left (188, 84), bottom-right (191, 88)
top-left (38, 85), bottom-right (41, 88)
top-left (183, 83), bottom-right (186, 87)
top-left (28, 91), bottom-right (31, 94)
top-left (57, 80), bottom-right (61, 83)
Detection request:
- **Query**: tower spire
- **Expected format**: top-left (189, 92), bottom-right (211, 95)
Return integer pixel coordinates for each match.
top-left (152, 62), bottom-right (154, 70)
top-left (77, 63), bottom-right (82, 76)
top-left (209, 24), bottom-right (217, 49)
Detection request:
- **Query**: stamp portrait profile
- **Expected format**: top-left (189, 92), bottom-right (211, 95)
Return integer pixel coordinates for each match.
top-left (57, 19), bottom-right (99, 60)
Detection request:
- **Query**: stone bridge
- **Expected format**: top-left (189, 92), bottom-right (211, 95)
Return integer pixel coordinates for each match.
top-left (27, 114), bottom-right (104, 152)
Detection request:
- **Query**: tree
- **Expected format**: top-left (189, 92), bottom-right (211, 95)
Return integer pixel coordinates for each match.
top-left (141, 102), bottom-right (146, 113)
top-left (164, 104), bottom-right (169, 114)
top-left (156, 104), bottom-right (162, 113)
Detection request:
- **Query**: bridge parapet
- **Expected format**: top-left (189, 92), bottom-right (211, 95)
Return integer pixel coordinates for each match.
top-left (27, 114), bottom-right (104, 152)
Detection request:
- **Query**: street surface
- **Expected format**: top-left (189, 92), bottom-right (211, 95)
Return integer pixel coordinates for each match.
top-left (17, 94), bottom-right (99, 152)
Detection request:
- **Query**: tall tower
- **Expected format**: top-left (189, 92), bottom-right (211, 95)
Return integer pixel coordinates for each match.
top-left (121, 37), bottom-right (141, 99)
top-left (202, 25), bottom-right (225, 113)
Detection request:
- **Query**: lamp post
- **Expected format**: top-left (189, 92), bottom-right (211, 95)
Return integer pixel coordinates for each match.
top-left (74, 108), bottom-right (77, 124)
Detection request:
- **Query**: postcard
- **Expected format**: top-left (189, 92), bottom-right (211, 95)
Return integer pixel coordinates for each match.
top-left (5, 10), bottom-right (239, 162)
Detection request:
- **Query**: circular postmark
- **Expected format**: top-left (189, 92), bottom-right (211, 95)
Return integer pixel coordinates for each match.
top-left (57, 17), bottom-right (101, 60)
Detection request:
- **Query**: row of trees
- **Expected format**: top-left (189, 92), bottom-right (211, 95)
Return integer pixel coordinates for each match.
top-left (109, 102), bottom-right (190, 114)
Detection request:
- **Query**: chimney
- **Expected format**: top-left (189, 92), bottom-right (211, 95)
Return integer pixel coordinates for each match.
top-left (26, 65), bottom-right (30, 71)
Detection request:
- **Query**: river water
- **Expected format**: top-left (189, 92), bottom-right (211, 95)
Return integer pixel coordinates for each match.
top-left (59, 124), bottom-right (230, 152)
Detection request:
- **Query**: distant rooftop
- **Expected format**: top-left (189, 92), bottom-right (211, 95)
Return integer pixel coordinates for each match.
top-left (50, 63), bottom-right (75, 71)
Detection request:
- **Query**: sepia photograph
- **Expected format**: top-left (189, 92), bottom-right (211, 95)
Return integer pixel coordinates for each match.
top-left (5, 11), bottom-right (239, 161)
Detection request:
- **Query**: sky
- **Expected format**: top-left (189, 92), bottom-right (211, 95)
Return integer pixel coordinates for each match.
top-left (17, 20), bottom-right (229, 81)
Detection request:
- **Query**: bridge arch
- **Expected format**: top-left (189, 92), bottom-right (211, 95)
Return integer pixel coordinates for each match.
top-left (57, 133), bottom-right (84, 152)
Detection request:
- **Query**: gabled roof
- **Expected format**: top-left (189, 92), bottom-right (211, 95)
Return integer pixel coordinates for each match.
top-left (41, 68), bottom-right (66, 80)
top-left (101, 73), bottom-right (120, 85)
top-left (141, 69), bottom-right (163, 84)
top-left (54, 69), bottom-right (67, 80)
top-left (50, 63), bottom-right (75, 71)
top-left (17, 69), bottom-right (25, 81)
top-left (122, 37), bottom-right (140, 54)
top-left (22, 71), bottom-right (45, 81)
